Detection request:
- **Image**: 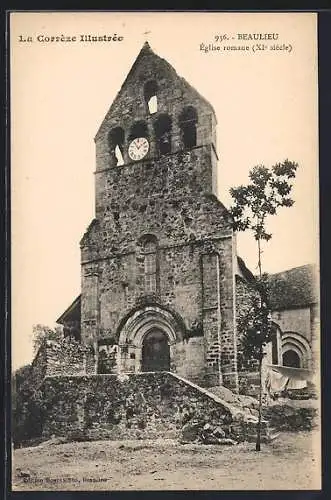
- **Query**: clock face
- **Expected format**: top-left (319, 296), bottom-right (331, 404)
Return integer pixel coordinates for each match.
top-left (128, 137), bottom-right (149, 161)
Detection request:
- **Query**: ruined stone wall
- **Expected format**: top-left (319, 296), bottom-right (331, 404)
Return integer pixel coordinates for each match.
top-left (29, 340), bottom-right (91, 386)
top-left (44, 340), bottom-right (88, 377)
top-left (41, 372), bottom-right (263, 443)
top-left (29, 344), bottom-right (48, 389)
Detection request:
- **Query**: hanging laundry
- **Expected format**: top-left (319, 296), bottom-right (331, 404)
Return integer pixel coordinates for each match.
top-left (267, 364), bottom-right (313, 381)
top-left (265, 368), bottom-right (289, 393)
top-left (286, 378), bottom-right (307, 390)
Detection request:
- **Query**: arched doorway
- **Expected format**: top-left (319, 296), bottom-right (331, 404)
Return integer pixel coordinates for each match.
top-left (282, 349), bottom-right (301, 368)
top-left (142, 329), bottom-right (170, 372)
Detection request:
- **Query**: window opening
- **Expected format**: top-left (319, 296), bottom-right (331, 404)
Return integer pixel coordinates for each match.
top-left (282, 349), bottom-right (301, 368)
top-left (144, 80), bottom-right (158, 114)
top-left (154, 114), bottom-right (172, 155)
top-left (129, 121), bottom-right (148, 141)
top-left (179, 106), bottom-right (198, 149)
top-left (108, 127), bottom-right (125, 166)
top-left (143, 239), bottom-right (158, 294)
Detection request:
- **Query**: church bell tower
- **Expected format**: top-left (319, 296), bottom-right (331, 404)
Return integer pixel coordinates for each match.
top-left (80, 42), bottom-right (238, 390)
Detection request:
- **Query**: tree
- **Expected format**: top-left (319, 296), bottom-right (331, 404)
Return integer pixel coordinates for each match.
top-left (32, 324), bottom-right (63, 354)
top-left (230, 159), bottom-right (298, 451)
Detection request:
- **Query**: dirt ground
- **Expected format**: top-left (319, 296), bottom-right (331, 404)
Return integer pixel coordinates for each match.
top-left (12, 431), bottom-right (321, 491)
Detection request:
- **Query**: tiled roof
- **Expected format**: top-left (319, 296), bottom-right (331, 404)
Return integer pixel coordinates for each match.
top-left (56, 295), bottom-right (81, 324)
top-left (237, 256), bottom-right (255, 282)
top-left (267, 264), bottom-right (318, 310)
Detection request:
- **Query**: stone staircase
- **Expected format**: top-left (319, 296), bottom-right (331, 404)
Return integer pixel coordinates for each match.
top-left (168, 373), bottom-right (278, 444)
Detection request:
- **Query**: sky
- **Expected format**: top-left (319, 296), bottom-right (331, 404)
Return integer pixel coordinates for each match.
top-left (10, 12), bottom-right (319, 369)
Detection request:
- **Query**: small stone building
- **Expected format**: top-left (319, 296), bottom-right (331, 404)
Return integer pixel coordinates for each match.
top-left (56, 43), bottom-right (319, 394)
top-left (267, 264), bottom-right (319, 372)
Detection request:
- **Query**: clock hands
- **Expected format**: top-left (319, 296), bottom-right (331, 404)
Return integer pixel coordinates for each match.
top-left (128, 137), bottom-right (149, 161)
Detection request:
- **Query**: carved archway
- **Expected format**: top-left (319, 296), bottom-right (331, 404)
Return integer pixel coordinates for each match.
top-left (118, 305), bottom-right (184, 347)
top-left (117, 304), bottom-right (185, 373)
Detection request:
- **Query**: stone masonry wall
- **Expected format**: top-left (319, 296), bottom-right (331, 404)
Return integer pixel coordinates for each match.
top-left (41, 372), bottom-right (265, 443)
top-left (94, 147), bottom-right (217, 221)
top-left (271, 307), bottom-right (312, 342)
top-left (79, 42), bottom-right (239, 390)
top-left (172, 337), bottom-right (205, 386)
top-left (29, 340), bottom-right (90, 389)
top-left (95, 43), bottom-right (217, 182)
top-left (80, 233), bottom-right (237, 388)
top-left (29, 344), bottom-right (48, 389)
top-left (81, 192), bottom-right (233, 265)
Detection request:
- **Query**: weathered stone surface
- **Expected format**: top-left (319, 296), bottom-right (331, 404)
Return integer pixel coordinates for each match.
top-left (40, 372), bottom-right (268, 443)
top-left (76, 42), bottom-right (239, 390)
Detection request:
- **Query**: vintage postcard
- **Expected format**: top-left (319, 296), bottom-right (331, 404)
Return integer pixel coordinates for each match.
top-left (10, 11), bottom-right (320, 491)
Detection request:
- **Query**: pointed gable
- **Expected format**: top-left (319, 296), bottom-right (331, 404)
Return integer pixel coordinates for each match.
top-left (95, 42), bottom-right (215, 143)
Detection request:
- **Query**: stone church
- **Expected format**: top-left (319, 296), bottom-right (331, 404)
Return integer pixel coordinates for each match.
top-left (56, 41), bottom-right (245, 392)
top-left (55, 42), bottom-right (318, 395)
top-left (20, 42), bottom-right (319, 443)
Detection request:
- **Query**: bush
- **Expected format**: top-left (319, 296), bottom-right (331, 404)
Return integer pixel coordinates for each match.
top-left (12, 369), bottom-right (44, 447)
top-left (262, 403), bottom-right (318, 431)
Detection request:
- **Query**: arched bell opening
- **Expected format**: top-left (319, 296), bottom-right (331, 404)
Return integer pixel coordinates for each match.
top-left (144, 80), bottom-right (158, 114)
top-left (108, 126), bottom-right (125, 166)
top-left (179, 106), bottom-right (198, 149)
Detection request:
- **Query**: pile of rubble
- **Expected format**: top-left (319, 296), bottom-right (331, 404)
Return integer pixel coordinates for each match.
top-left (178, 385), bottom-right (285, 445)
top-left (180, 420), bottom-right (238, 445)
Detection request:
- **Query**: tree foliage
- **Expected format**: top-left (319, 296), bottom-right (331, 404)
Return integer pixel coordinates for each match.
top-left (230, 159), bottom-right (298, 451)
top-left (230, 160), bottom-right (298, 244)
top-left (237, 276), bottom-right (275, 362)
top-left (12, 364), bottom-right (43, 447)
top-left (32, 323), bottom-right (63, 354)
